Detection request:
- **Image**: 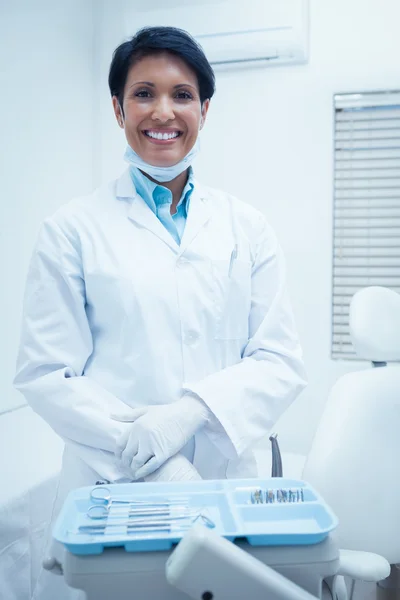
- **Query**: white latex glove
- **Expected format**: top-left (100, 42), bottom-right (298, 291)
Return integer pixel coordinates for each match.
top-left (144, 453), bottom-right (202, 482)
top-left (112, 395), bottom-right (209, 480)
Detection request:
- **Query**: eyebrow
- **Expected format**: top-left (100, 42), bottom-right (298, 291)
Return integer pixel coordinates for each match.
top-left (129, 81), bottom-right (196, 90)
top-left (130, 81), bottom-right (155, 88)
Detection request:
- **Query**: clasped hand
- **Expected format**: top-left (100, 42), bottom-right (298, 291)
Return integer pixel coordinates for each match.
top-left (112, 396), bottom-right (208, 480)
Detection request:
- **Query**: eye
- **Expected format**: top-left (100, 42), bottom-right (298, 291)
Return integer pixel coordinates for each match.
top-left (135, 89), bottom-right (152, 98)
top-left (176, 90), bottom-right (193, 100)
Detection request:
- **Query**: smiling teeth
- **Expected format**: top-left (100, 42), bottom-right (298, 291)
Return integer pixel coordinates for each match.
top-left (145, 131), bottom-right (179, 140)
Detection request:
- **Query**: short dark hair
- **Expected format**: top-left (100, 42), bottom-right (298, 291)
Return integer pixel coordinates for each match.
top-left (108, 26), bottom-right (216, 110)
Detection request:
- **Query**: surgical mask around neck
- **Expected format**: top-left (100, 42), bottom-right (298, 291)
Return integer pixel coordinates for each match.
top-left (123, 138), bottom-right (200, 183)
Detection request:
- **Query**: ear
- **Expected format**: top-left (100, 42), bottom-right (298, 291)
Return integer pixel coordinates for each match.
top-left (112, 95), bottom-right (124, 128)
top-left (199, 98), bottom-right (210, 130)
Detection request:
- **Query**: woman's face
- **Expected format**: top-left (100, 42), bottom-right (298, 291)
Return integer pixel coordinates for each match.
top-left (113, 52), bottom-right (209, 167)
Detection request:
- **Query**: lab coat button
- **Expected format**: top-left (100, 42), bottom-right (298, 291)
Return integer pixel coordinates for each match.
top-left (184, 330), bottom-right (199, 345)
top-left (177, 258), bottom-right (190, 269)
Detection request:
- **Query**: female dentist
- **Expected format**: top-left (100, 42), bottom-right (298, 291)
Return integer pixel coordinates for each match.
top-left (14, 26), bottom-right (307, 599)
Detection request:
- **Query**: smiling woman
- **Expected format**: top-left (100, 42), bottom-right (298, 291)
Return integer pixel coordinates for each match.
top-left (13, 25), bottom-right (307, 600)
top-left (108, 27), bottom-right (214, 207)
top-left (113, 53), bottom-right (208, 167)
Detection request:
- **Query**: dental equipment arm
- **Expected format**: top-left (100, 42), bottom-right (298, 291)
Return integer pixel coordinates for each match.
top-left (166, 525), bottom-right (319, 600)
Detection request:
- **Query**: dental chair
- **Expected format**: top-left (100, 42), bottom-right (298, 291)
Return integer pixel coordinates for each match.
top-left (302, 286), bottom-right (400, 599)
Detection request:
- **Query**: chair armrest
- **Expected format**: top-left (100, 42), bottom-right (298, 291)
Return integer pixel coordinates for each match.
top-left (338, 549), bottom-right (390, 582)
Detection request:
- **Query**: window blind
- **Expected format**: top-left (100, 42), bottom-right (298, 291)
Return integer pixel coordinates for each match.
top-left (332, 90), bottom-right (400, 359)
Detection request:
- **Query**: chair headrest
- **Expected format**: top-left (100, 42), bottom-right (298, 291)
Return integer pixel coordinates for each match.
top-left (350, 286), bottom-right (400, 362)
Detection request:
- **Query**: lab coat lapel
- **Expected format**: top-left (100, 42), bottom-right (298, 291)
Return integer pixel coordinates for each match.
top-left (116, 169), bottom-right (179, 253)
top-left (179, 183), bottom-right (211, 254)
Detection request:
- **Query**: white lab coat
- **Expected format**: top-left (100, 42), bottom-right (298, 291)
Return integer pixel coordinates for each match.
top-left (14, 169), bottom-right (307, 599)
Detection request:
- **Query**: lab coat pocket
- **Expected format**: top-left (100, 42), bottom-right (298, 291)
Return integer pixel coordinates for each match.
top-left (212, 259), bottom-right (251, 340)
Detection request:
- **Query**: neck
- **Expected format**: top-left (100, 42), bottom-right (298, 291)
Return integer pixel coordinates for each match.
top-left (142, 169), bottom-right (189, 214)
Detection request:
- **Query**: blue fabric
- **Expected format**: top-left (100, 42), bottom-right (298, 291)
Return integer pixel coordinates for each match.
top-left (130, 166), bottom-right (195, 245)
top-left (124, 139), bottom-right (200, 182)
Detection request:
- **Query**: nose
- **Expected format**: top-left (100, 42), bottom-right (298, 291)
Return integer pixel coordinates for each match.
top-left (151, 95), bottom-right (175, 122)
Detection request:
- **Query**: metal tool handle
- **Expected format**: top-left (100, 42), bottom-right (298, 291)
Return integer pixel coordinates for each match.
top-left (269, 432), bottom-right (283, 477)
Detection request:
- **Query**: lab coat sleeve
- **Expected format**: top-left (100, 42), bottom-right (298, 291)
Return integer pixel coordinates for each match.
top-left (13, 218), bottom-right (134, 482)
top-left (183, 220), bottom-right (307, 459)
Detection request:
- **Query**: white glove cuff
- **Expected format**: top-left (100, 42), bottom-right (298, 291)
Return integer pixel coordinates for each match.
top-left (144, 453), bottom-right (202, 482)
top-left (181, 393), bottom-right (211, 428)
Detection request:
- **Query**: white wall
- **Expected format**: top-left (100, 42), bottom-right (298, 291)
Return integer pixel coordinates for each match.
top-left (0, 0), bottom-right (95, 414)
top-left (3, 0), bottom-right (399, 451)
top-left (96, 0), bottom-right (400, 454)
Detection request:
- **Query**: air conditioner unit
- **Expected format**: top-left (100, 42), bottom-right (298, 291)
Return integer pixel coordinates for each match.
top-left (124, 0), bottom-right (309, 69)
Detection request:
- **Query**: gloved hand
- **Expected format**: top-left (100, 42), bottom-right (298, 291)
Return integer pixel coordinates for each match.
top-left (144, 452), bottom-right (202, 482)
top-left (111, 395), bottom-right (209, 480)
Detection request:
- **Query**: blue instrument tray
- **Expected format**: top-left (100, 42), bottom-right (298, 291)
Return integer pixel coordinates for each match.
top-left (53, 478), bottom-right (338, 555)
